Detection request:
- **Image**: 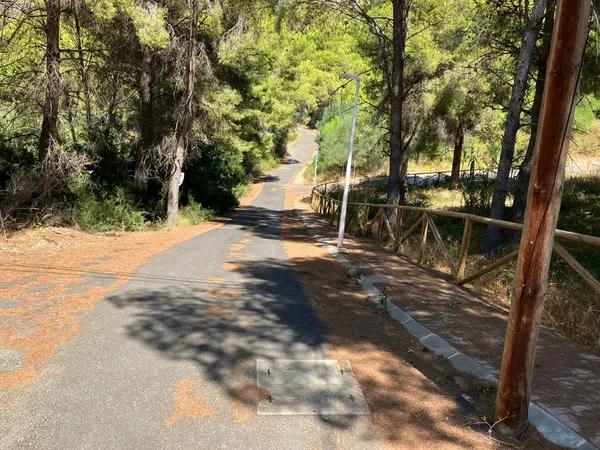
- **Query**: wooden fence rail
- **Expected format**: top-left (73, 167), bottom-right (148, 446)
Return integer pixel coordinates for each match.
top-left (310, 181), bottom-right (600, 294)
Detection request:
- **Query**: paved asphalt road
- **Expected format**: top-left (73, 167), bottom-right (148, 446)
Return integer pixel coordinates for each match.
top-left (0, 130), bottom-right (381, 449)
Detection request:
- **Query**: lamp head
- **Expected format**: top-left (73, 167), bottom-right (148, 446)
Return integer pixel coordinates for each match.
top-left (340, 73), bottom-right (359, 81)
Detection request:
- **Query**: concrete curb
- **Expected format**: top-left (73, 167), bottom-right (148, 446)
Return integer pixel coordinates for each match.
top-left (302, 218), bottom-right (597, 450)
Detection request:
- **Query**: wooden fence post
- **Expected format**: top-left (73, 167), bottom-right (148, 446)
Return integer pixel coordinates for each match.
top-left (457, 219), bottom-right (472, 281)
top-left (418, 214), bottom-right (429, 265)
top-left (346, 205), bottom-right (355, 230)
top-left (495, 0), bottom-right (591, 434)
top-left (393, 208), bottom-right (403, 252)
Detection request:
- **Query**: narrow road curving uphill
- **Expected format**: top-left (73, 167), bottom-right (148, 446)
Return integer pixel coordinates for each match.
top-left (0, 129), bottom-right (381, 449)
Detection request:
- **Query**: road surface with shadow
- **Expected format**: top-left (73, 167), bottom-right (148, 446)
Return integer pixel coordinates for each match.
top-left (0, 129), bottom-right (381, 449)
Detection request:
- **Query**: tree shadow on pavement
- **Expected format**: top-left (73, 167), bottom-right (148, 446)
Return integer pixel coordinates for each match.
top-left (106, 249), bottom-right (500, 448)
top-left (214, 205), bottom-right (331, 244)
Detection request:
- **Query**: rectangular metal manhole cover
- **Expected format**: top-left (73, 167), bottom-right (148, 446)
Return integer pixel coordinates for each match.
top-left (256, 359), bottom-right (370, 415)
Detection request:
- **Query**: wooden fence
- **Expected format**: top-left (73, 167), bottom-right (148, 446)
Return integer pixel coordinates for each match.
top-left (311, 180), bottom-right (600, 294)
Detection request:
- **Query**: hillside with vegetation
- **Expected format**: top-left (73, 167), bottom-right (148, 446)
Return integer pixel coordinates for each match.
top-left (1, 0), bottom-right (599, 234)
top-left (0, 1), bottom-right (367, 230)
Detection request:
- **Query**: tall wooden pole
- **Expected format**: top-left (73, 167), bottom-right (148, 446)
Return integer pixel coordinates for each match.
top-left (495, 0), bottom-right (590, 434)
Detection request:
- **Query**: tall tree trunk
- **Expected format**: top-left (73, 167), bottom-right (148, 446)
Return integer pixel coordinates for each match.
top-left (450, 124), bottom-right (465, 184)
top-left (134, 45), bottom-right (154, 192)
top-left (63, 83), bottom-right (77, 146)
top-left (72, 0), bottom-right (91, 129)
top-left (167, 0), bottom-right (198, 224)
top-left (386, 0), bottom-right (409, 206)
top-left (38, 0), bottom-right (61, 166)
top-left (103, 71), bottom-right (119, 149)
top-left (511, 0), bottom-right (556, 225)
top-left (484, 0), bottom-right (547, 253)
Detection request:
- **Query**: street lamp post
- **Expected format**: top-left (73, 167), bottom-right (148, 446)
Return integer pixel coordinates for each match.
top-left (337, 73), bottom-right (360, 249)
